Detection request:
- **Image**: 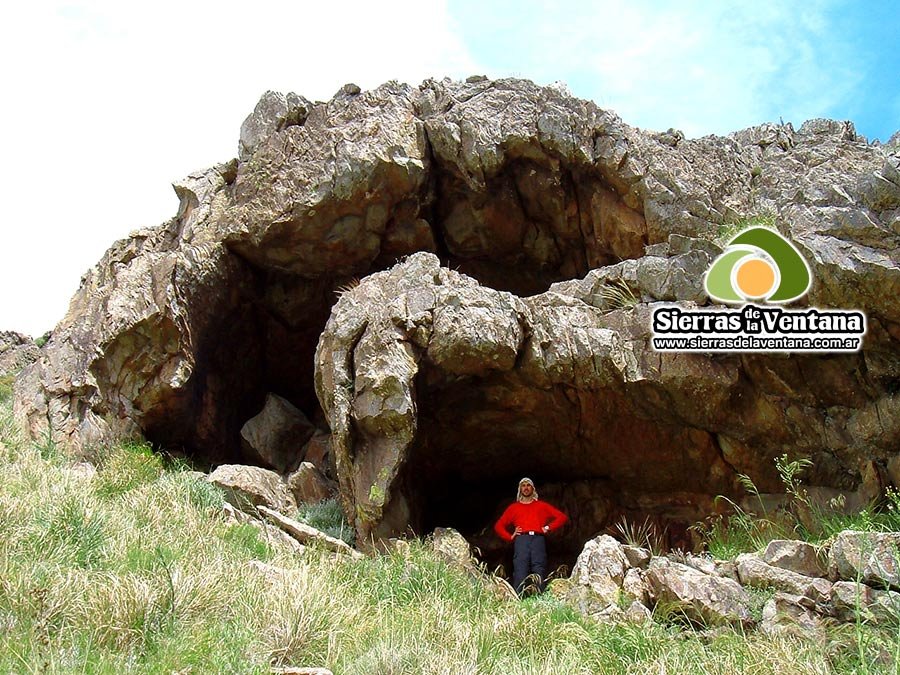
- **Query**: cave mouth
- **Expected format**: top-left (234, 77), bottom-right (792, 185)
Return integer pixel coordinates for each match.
top-left (143, 149), bottom-right (650, 486)
top-left (395, 365), bottom-right (733, 577)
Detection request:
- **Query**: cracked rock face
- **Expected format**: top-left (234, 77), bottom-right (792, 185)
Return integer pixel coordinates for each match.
top-left (11, 77), bottom-right (900, 558)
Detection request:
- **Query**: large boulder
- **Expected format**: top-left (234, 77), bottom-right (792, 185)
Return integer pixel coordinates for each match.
top-left (567, 534), bottom-right (630, 608)
top-left (828, 530), bottom-right (900, 589)
top-left (645, 557), bottom-right (752, 627)
top-left (9, 77), bottom-right (900, 559)
top-left (240, 393), bottom-right (315, 472)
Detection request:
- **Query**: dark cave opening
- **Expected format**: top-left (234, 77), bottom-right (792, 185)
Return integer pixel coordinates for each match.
top-left (141, 150), bottom-right (653, 547)
top-left (395, 363), bottom-right (720, 579)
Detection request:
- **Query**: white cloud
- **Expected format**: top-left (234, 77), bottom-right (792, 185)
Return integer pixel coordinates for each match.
top-left (465, 0), bottom-right (860, 137)
top-left (0, 0), bottom-right (480, 336)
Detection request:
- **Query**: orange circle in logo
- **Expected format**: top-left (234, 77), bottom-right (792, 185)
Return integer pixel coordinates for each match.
top-left (735, 258), bottom-right (776, 298)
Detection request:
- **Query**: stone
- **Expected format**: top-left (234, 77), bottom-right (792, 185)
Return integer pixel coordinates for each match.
top-left (681, 553), bottom-right (717, 576)
top-left (623, 599), bottom-right (652, 624)
top-left (301, 431), bottom-right (333, 477)
top-left (759, 592), bottom-right (826, 641)
top-left (715, 560), bottom-right (740, 582)
top-left (208, 464), bottom-right (296, 514)
top-left (622, 545), bottom-right (651, 569)
top-left (239, 90), bottom-right (311, 161)
top-left (65, 461), bottom-right (97, 481)
top-left (240, 393), bottom-right (315, 473)
top-left (829, 580), bottom-right (900, 624)
top-left (286, 462), bottom-right (335, 505)
top-left (568, 535), bottom-right (629, 608)
top-left (431, 527), bottom-right (476, 571)
top-left (763, 539), bottom-right (826, 578)
top-left (736, 553), bottom-right (832, 601)
top-left (0, 331), bottom-right (39, 376)
top-left (645, 557), bottom-right (752, 627)
top-left (622, 567), bottom-right (650, 606)
top-left (258, 505), bottom-right (363, 559)
top-left (828, 530), bottom-right (900, 590)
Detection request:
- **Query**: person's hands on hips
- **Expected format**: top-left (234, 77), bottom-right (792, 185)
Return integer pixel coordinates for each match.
top-left (542, 525), bottom-right (550, 534)
top-left (513, 526), bottom-right (523, 538)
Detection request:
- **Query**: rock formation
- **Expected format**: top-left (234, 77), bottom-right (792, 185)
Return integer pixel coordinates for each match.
top-left (0, 332), bottom-right (39, 376)
top-left (562, 531), bottom-right (899, 630)
top-left (12, 77), bottom-right (900, 562)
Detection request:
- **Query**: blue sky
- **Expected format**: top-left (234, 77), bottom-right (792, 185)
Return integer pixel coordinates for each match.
top-left (447, 0), bottom-right (899, 141)
top-left (0, 0), bottom-right (897, 336)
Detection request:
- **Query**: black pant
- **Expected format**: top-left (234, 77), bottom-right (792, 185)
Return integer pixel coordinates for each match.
top-left (513, 533), bottom-right (547, 595)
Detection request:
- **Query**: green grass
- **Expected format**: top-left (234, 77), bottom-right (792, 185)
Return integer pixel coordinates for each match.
top-left (695, 455), bottom-right (900, 560)
top-left (0, 374), bottom-right (14, 405)
top-left (0, 391), bottom-right (898, 672)
top-left (295, 498), bottom-right (354, 545)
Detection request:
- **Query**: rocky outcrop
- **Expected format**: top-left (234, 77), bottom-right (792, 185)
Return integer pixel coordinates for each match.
top-left (563, 532), bottom-right (899, 630)
top-left (763, 539), bottom-right (826, 577)
top-left (0, 332), bottom-right (39, 376)
top-left (646, 557), bottom-right (752, 627)
top-left (11, 77), bottom-right (900, 557)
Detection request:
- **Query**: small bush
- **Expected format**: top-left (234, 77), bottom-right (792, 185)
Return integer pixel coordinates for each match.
top-left (33, 494), bottom-right (108, 569)
top-left (94, 442), bottom-right (164, 498)
top-left (295, 498), bottom-right (354, 545)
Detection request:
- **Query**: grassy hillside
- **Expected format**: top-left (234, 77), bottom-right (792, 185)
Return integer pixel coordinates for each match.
top-left (0, 376), bottom-right (896, 674)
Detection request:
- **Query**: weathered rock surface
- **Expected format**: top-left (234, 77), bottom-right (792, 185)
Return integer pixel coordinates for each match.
top-left (828, 531), bottom-right (900, 589)
top-left (0, 332), bottom-right (39, 376)
top-left (829, 580), bottom-right (900, 623)
top-left (567, 535), bottom-right (629, 608)
top-left (622, 545), bottom-right (651, 569)
top-left (10, 77), bottom-right (900, 559)
top-left (286, 461), bottom-right (336, 505)
top-left (759, 592), bottom-right (825, 641)
top-left (736, 553), bottom-right (832, 601)
top-left (645, 557), bottom-right (752, 626)
top-left (763, 539), bottom-right (826, 578)
top-left (301, 431), bottom-right (334, 477)
top-left (240, 393), bottom-right (315, 473)
top-left (208, 464), bottom-right (296, 514)
top-left (431, 526), bottom-right (477, 571)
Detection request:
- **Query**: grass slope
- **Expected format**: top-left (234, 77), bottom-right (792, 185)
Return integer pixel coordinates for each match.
top-left (0, 377), bottom-right (897, 674)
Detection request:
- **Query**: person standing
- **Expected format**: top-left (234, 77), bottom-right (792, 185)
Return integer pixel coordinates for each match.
top-left (494, 477), bottom-right (568, 595)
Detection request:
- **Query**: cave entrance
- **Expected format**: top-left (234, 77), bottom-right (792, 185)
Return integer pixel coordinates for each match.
top-left (397, 364), bottom-right (734, 576)
top-left (141, 146), bottom-right (649, 478)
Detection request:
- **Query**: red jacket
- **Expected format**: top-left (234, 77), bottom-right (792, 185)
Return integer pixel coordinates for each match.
top-left (494, 500), bottom-right (568, 542)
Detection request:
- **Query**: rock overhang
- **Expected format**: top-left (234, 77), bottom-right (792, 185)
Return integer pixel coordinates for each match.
top-left (9, 77), bottom-right (900, 559)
